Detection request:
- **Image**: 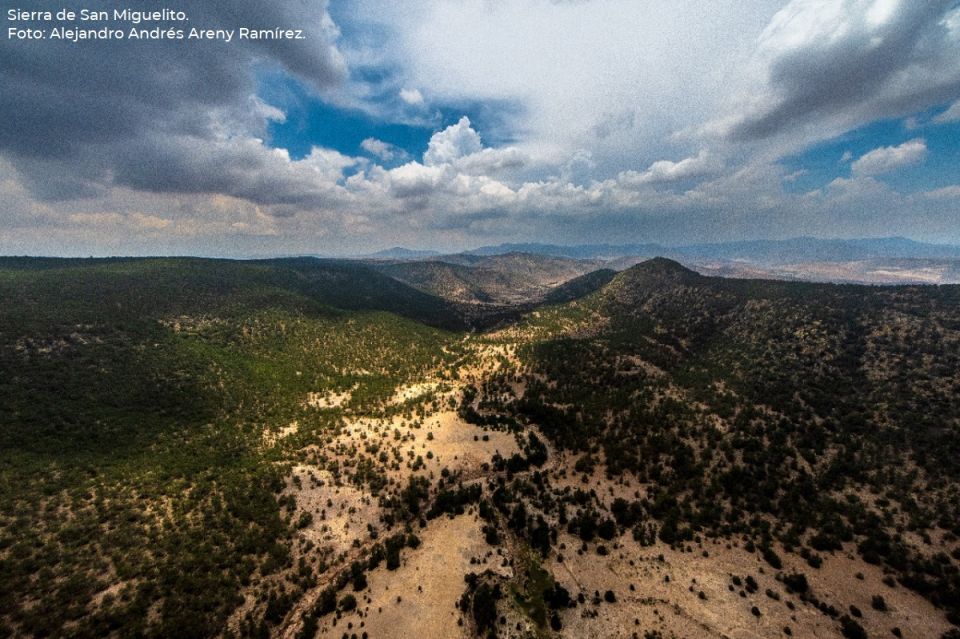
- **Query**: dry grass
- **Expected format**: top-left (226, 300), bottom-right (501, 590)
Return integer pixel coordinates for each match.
top-left (314, 514), bottom-right (489, 639)
top-left (548, 535), bottom-right (951, 639)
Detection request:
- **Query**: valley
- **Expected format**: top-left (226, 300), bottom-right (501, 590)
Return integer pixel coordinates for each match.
top-left (1, 254), bottom-right (958, 639)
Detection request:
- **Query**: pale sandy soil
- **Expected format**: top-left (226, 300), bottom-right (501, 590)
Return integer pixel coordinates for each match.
top-left (314, 514), bottom-right (489, 639)
top-left (547, 535), bottom-right (951, 639)
top-left (262, 420), bottom-right (300, 446)
top-left (416, 409), bottom-right (518, 476)
top-left (250, 338), bottom-right (957, 639)
top-left (389, 381), bottom-right (441, 405)
top-left (320, 407), bottom-right (519, 484)
top-left (272, 343), bottom-right (524, 637)
top-left (288, 465), bottom-right (382, 558)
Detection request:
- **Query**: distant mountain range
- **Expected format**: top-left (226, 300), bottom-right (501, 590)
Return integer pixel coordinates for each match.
top-left (462, 242), bottom-right (664, 260)
top-left (351, 237), bottom-right (960, 286)
top-left (461, 237), bottom-right (960, 262)
top-left (359, 247), bottom-right (442, 260)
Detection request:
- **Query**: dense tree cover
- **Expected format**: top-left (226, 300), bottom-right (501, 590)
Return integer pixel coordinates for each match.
top-left (473, 259), bottom-right (960, 628)
top-left (0, 258), bottom-right (458, 638)
top-left (3, 255), bottom-right (960, 637)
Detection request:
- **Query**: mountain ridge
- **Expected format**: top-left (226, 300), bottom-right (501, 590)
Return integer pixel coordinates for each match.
top-left (1, 255), bottom-right (959, 639)
top-left (365, 236), bottom-right (960, 263)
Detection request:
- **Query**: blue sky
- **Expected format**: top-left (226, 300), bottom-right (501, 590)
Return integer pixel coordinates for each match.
top-left (259, 72), bottom-right (430, 165)
top-left (259, 72), bottom-right (521, 167)
top-left (782, 104), bottom-right (960, 195)
top-left (1, 0), bottom-right (959, 256)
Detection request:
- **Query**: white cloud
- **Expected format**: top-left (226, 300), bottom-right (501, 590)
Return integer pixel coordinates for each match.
top-left (423, 116), bottom-right (483, 166)
top-left (349, 0), bottom-right (959, 192)
top-left (618, 150), bottom-right (720, 186)
top-left (361, 138), bottom-right (408, 162)
top-left (385, 161), bottom-right (448, 198)
top-left (452, 147), bottom-right (526, 175)
top-left (851, 139), bottom-right (927, 176)
top-left (399, 88), bottom-right (425, 105)
top-left (377, 116), bottom-right (523, 202)
top-left (4, 1), bottom-right (960, 254)
top-left (352, 0), bottom-right (777, 172)
top-left (250, 97), bottom-right (287, 124)
top-left (923, 185), bottom-right (960, 199)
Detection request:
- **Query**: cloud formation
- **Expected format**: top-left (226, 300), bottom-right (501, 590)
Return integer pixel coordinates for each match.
top-left (1, 0), bottom-right (960, 256)
top-left (851, 139), bottom-right (927, 176)
top-left (618, 151), bottom-right (721, 186)
top-left (423, 117), bottom-right (483, 166)
top-left (399, 88), bottom-right (425, 105)
top-left (361, 138), bottom-right (409, 162)
top-left (722, 0), bottom-right (960, 141)
top-left (0, 0), bottom-right (345, 202)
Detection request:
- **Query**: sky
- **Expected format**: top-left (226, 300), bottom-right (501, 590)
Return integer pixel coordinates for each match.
top-left (1, 0), bottom-right (959, 256)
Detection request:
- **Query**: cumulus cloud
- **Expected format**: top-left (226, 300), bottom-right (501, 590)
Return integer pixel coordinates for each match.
top-left (351, 0), bottom-right (777, 172)
top-left (618, 151), bottom-right (720, 186)
top-left (374, 116), bottom-right (523, 206)
top-left (3, 0), bottom-right (960, 254)
top-left (107, 135), bottom-right (360, 209)
top-left (452, 147), bottom-right (526, 175)
top-left (412, 117), bottom-right (526, 179)
top-left (0, 0), bottom-right (345, 204)
top-left (851, 139), bottom-right (927, 176)
top-left (384, 162), bottom-right (448, 199)
top-left (423, 117), bottom-right (483, 165)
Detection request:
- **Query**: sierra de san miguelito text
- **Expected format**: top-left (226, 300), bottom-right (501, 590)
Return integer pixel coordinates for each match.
top-left (8, 9), bottom-right (189, 23)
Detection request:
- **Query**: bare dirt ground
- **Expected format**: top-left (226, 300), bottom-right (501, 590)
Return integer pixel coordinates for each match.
top-left (314, 513), bottom-right (488, 639)
top-left (248, 338), bottom-right (956, 639)
top-left (549, 535), bottom-right (951, 639)
top-left (289, 466), bottom-right (382, 558)
top-left (306, 387), bottom-right (355, 409)
top-left (389, 381), bottom-right (442, 405)
top-left (269, 342), bottom-right (523, 638)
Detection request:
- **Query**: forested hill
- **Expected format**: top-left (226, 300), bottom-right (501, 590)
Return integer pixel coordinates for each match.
top-left (481, 257), bottom-right (960, 630)
top-left (0, 256), bottom-right (465, 330)
top-left (1, 255), bottom-right (959, 639)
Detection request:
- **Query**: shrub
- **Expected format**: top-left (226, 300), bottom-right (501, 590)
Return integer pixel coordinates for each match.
top-left (782, 572), bottom-right (809, 594)
top-left (339, 594), bottom-right (357, 612)
top-left (839, 615), bottom-right (867, 639)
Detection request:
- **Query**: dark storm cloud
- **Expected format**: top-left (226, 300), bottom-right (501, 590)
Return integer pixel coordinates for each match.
top-left (729, 1), bottom-right (960, 140)
top-left (110, 135), bottom-right (358, 208)
top-left (0, 0), bottom-right (345, 200)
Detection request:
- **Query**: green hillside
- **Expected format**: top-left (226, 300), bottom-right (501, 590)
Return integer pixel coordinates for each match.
top-left (1, 256), bottom-right (958, 639)
top-left (0, 257), bottom-right (460, 638)
top-left (479, 258), bottom-right (960, 626)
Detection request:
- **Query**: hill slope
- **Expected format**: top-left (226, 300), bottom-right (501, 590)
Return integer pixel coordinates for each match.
top-left (475, 258), bottom-right (960, 635)
top-left (1, 256), bottom-right (958, 639)
top-left (371, 252), bottom-right (603, 304)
